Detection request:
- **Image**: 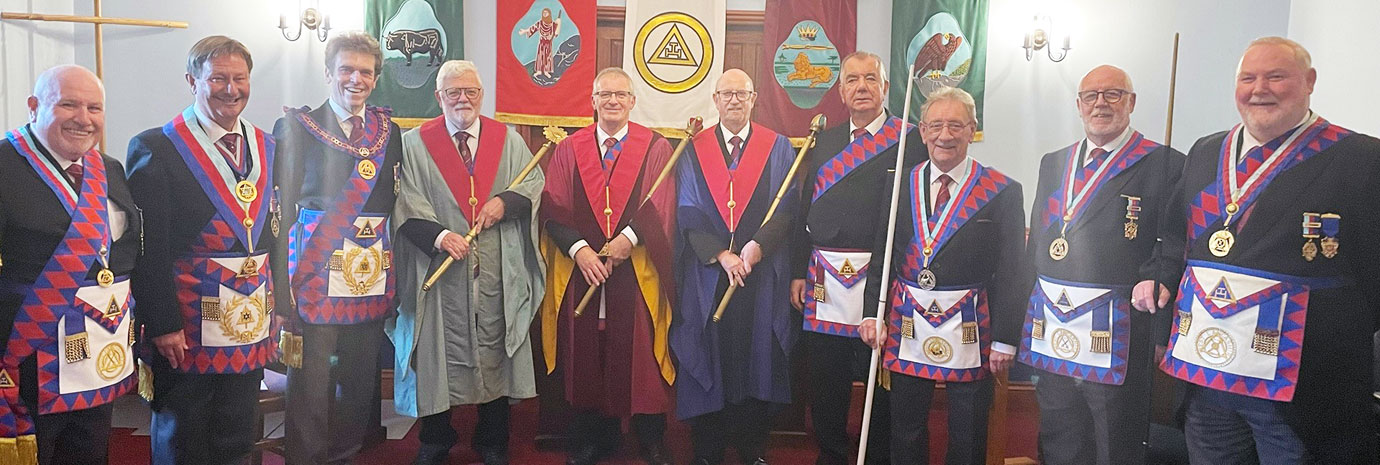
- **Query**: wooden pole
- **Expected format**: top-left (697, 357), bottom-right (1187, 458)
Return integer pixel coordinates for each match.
top-left (0, 12), bottom-right (188, 28)
top-left (1150, 32), bottom-right (1182, 428)
top-left (1165, 33), bottom-right (1180, 148)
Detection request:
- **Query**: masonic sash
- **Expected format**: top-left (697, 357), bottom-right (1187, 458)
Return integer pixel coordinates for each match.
top-left (691, 124), bottom-right (775, 232)
top-left (812, 116), bottom-right (907, 203)
top-left (418, 115), bottom-right (507, 224)
top-left (1019, 276), bottom-right (1131, 385)
top-left (1042, 132), bottom-right (1159, 229)
top-left (884, 278), bottom-right (989, 382)
top-left (898, 161), bottom-right (1012, 283)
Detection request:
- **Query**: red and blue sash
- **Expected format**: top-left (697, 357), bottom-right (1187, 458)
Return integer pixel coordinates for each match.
top-left (900, 161), bottom-right (1012, 280)
top-left (1018, 276), bottom-right (1132, 384)
top-left (286, 106), bottom-right (395, 324)
top-left (1041, 132), bottom-right (1160, 228)
top-left (574, 123), bottom-right (653, 239)
top-left (418, 115), bottom-right (506, 224)
top-left (883, 279), bottom-right (990, 382)
top-left (813, 117), bottom-right (909, 203)
top-left (161, 107), bottom-right (278, 373)
top-left (691, 124), bottom-right (775, 232)
top-left (1, 126), bottom-right (133, 446)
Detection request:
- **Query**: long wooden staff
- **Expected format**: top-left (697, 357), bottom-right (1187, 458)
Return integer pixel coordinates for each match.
top-left (1150, 32), bottom-right (1182, 427)
top-left (421, 125), bottom-right (568, 292)
top-left (710, 114), bottom-right (827, 322)
top-left (572, 117), bottom-right (703, 316)
top-left (855, 65), bottom-right (921, 465)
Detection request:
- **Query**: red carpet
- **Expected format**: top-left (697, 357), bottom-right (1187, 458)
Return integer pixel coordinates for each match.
top-left (109, 387), bottom-right (1039, 464)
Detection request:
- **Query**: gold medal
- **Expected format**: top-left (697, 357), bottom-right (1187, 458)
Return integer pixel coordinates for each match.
top-left (1049, 237), bottom-right (1069, 261)
top-left (357, 159), bottom-right (377, 180)
top-left (923, 337), bottom-right (953, 363)
top-left (96, 268), bottom-right (115, 287)
top-left (1209, 229), bottom-right (1235, 257)
top-left (357, 147), bottom-right (370, 157)
top-left (238, 257), bottom-right (259, 278)
top-left (1302, 239), bottom-right (1318, 261)
top-left (1320, 236), bottom-right (1339, 258)
top-left (1124, 220), bottom-right (1139, 240)
top-left (234, 180), bottom-right (258, 203)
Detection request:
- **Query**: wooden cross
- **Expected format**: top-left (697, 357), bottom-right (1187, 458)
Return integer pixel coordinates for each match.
top-left (3, 0), bottom-right (187, 150)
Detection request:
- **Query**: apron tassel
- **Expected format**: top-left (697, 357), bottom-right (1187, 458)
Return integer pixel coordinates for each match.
top-left (1090, 330), bottom-right (1112, 354)
top-left (961, 321), bottom-right (978, 344)
top-left (1252, 329), bottom-right (1280, 356)
top-left (1177, 312), bottom-right (1192, 337)
top-left (64, 333), bottom-right (90, 364)
top-left (279, 329), bottom-right (304, 369)
top-left (1031, 318), bottom-right (1045, 340)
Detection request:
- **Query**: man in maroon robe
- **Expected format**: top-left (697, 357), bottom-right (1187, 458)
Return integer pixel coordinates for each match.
top-left (539, 67), bottom-right (677, 465)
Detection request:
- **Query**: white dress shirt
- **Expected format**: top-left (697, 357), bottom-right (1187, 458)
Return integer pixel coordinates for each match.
top-left (1082, 126), bottom-right (1134, 168)
top-left (849, 111), bottom-right (889, 141)
top-left (1239, 111), bottom-right (1313, 163)
top-left (720, 123), bottom-right (751, 156)
top-left (328, 99), bottom-right (367, 140)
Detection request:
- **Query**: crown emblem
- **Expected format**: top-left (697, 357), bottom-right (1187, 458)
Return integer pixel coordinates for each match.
top-left (797, 25), bottom-right (819, 41)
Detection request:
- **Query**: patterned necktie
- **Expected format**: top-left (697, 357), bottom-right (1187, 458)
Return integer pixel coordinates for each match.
top-left (347, 116), bottom-right (365, 145)
top-left (456, 132), bottom-right (474, 171)
top-left (933, 173), bottom-right (953, 212)
top-left (64, 163), bottom-right (83, 189)
top-left (851, 128), bottom-right (869, 141)
top-left (728, 135), bottom-right (744, 171)
top-left (217, 133), bottom-right (244, 175)
top-left (602, 137), bottom-right (619, 170)
top-left (1073, 147), bottom-right (1110, 194)
top-left (1236, 145), bottom-right (1268, 189)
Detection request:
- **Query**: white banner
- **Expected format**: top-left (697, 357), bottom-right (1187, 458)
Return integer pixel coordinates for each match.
top-left (622, 0), bottom-right (726, 131)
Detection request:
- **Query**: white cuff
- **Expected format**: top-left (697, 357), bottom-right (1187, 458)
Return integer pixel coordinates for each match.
top-left (990, 341), bottom-right (1017, 355)
top-left (620, 226), bottom-right (639, 246)
top-left (433, 229), bottom-right (453, 251)
top-left (568, 240), bottom-right (590, 258)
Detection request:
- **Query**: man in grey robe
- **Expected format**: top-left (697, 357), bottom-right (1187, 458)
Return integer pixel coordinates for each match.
top-left (388, 60), bottom-right (546, 465)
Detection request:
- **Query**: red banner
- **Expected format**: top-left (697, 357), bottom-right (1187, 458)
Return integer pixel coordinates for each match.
top-left (755, 0), bottom-right (857, 137)
top-left (496, 0), bottom-right (597, 127)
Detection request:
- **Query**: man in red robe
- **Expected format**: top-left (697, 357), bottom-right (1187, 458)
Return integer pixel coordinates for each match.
top-left (540, 67), bottom-right (677, 465)
top-left (519, 8), bottom-right (561, 79)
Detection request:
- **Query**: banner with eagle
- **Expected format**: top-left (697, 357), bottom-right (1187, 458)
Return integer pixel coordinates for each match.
top-left (365, 0), bottom-right (464, 119)
top-left (756, 0), bottom-right (856, 137)
top-left (888, 0), bottom-right (989, 139)
top-left (622, 0), bottom-right (726, 133)
top-left (496, 0), bottom-right (598, 127)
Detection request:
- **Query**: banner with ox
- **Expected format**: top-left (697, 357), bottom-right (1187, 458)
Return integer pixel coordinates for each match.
top-left (365, 0), bottom-right (464, 119)
top-left (888, 0), bottom-right (989, 139)
top-left (496, 0), bottom-right (598, 127)
top-left (622, 0), bottom-right (726, 132)
top-left (756, 0), bottom-right (856, 137)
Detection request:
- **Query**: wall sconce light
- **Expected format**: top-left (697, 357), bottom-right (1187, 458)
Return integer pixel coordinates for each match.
top-left (1023, 15), bottom-right (1070, 62)
top-left (280, 0), bottom-right (331, 42)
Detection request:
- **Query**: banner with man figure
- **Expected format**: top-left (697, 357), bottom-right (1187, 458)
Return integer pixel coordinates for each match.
top-left (497, 0), bottom-right (598, 127)
top-left (365, 0), bottom-right (464, 119)
top-left (889, 0), bottom-right (989, 139)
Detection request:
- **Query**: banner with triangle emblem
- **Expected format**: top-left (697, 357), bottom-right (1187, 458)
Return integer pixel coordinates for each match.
top-left (622, 0), bottom-right (726, 131)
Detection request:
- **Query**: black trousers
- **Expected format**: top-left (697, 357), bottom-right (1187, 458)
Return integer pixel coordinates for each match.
top-left (890, 373), bottom-right (993, 465)
top-left (34, 403), bottom-right (113, 465)
top-left (568, 410), bottom-right (665, 452)
top-left (285, 320), bottom-right (384, 465)
top-left (689, 398), bottom-right (771, 463)
top-left (1035, 371), bottom-right (1152, 465)
top-left (148, 367), bottom-right (262, 465)
top-left (804, 331), bottom-right (890, 465)
top-left (417, 397), bottom-right (511, 453)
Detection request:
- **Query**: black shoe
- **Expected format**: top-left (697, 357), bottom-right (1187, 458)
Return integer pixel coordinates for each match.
top-left (640, 442), bottom-right (673, 465)
top-left (411, 442), bottom-right (453, 465)
top-left (749, 458), bottom-right (768, 465)
top-left (479, 448), bottom-right (509, 465)
top-left (567, 443), bottom-right (607, 465)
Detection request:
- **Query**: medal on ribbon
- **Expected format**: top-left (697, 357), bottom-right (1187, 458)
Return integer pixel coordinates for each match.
top-left (1212, 115), bottom-right (1321, 257)
top-left (913, 160), bottom-right (978, 290)
top-left (1300, 212), bottom-right (1320, 261)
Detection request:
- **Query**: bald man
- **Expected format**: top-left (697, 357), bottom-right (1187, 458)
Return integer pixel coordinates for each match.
top-left (1016, 65), bottom-right (1184, 465)
top-left (671, 69), bottom-right (798, 465)
top-left (0, 65), bottom-right (140, 465)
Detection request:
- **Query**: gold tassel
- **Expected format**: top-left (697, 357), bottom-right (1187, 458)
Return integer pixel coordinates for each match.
top-left (201, 297), bottom-right (221, 321)
top-left (138, 361), bottom-right (155, 402)
top-left (279, 329), bottom-right (303, 369)
top-left (0, 437), bottom-right (16, 465)
top-left (1090, 330), bottom-right (1112, 354)
top-left (1252, 329), bottom-right (1280, 356)
top-left (1178, 312), bottom-right (1192, 336)
top-left (900, 316), bottom-right (915, 339)
top-left (1032, 318), bottom-right (1045, 340)
top-left (64, 333), bottom-right (89, 364)
top-left (961, 321), bottom-right (978, 344)
top-left (17, 434), bottom-right (36, 465)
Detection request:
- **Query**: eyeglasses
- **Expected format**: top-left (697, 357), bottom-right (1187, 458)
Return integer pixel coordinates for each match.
top-left (1077, 89), bottom-right (1131, 104)
top-left (922, 121), bottom-right (972, 133)
top-left (714, 90), bottom-right (756, 101)
top-left (593, 91), bottom-right (634, 101)
top-left (439, 87), bottom-right (481, 101)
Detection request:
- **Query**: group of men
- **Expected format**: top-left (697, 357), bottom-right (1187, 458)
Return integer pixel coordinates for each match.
top-left (0, 27), bottom-right (1376, 465)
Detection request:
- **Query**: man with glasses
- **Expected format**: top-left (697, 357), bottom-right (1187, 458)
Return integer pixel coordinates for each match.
top-left (272, 31), bottom-right (404, 465)
top-left (671, 69), bottom-right (798, 465)
top-left (389, 59), bottom-right (545, 465)
top-left (540, 67), bottom-right (677, 465)
top-left (1016, 65), bottom-right (1183, 465)
top-left (128, 36), bottom-right (284, 464)
top-left (789, 51), bottom-right (927, 465)
top-left (857, 86), bottom-right (1025, 465)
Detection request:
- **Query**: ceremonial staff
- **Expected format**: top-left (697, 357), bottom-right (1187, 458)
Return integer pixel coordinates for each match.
top-left (854, 62), bottom-right (922, 465)
top-left (420, 126), bottom-right (568, 292)
top-left (572, 117), bottom-right (703, 316)
top-left (710, 114), bottom-right (826, 322)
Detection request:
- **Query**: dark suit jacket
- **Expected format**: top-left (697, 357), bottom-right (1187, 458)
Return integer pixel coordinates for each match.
top-left (126, 122), bottom-right (288, 341)
top-left (790, 117), bottom-right (928, 280)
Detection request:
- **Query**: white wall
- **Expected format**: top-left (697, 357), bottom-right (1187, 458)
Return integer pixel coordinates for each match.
top-left (1289, 0), bottom-right (1380, 135)
top-left (1, 0), bottom-right (76, 130)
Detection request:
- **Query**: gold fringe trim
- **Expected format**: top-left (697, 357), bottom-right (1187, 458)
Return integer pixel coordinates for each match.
top-left (0, 434), bottom-right (38, 465)
top-left (201, 296), bottom-right (221, 321)
top-left (1178, 312), bottom-right (1192, 337)
top-left (138, 361), bottom-right (155, 402)
top-left (494, 112), bottom-right (594, 128)
top-left (1090, 330), bottom-right (1112, 354)
top-left (1252, 329), bottom-right (1280, 356)
top-left (279, 329), bottom-right (304, 369)
top-left (1031, 318), bottom-right (1045, 340)
top-left (64, 333), bottom-right (89, 364)
top-left (961, 321), bottom-right (978, 344)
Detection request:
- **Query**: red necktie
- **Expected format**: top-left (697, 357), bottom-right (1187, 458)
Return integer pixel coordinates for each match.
top-left (933, 173), bottom-right (953, 212)
top-left (852, 128), bottom-right (869, 141)
top-left (456, 132), bottom-right (474, 171)
top-left (217, 133), bottom-right (243, 174)
top-left (1073, 147), bottom-right (1109, 194)
top-left (347, 116), bottom-right (365, 145)
top-left (64, 163), bottom-right (83, 188)
top-left (728, 135), bottom-right (744, 170)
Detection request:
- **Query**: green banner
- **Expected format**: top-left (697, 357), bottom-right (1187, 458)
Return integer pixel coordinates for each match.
top-left (888, 0), bottom-right (989, 136)
top-left (365, 0), bottom-right (464, 118)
